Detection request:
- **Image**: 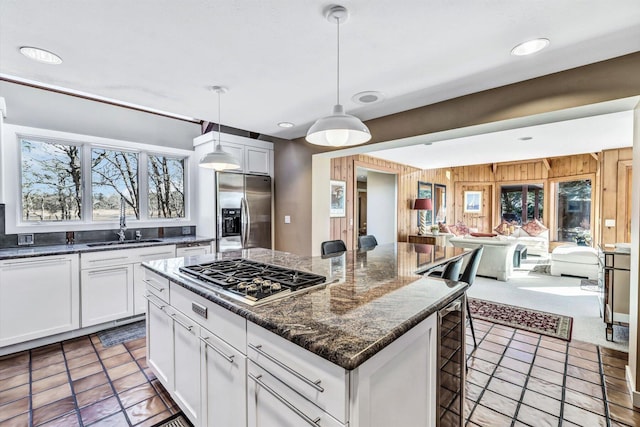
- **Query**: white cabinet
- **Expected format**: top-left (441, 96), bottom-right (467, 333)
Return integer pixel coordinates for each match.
top-left (194, 131), bottom-right (274, 177)
top-left (201, 328), bottom-right (247, 427)
top-left (0, 255), bottom-right (79, 347)
top-left (81, 244), bottom-right (176, 321)
top-left (81, 264), bottom-right (133, 327)
top-left (146, 294), bottom-right (173, 387)
top-left (245, 146), bottom-right (270, 175)
top-left (172, 310), bottom-right (201, 426)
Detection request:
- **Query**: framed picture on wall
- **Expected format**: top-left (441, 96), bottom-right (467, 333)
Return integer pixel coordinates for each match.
top-left (464, 191), bottom-right (482, 213)
top-left (330, 180), bottom-right (346, 217)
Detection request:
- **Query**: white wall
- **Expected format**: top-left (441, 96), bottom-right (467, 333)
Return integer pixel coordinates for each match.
top-left (311, 156), bottom-right (331, 256)
top-left (367, 171), bottom-right (397, 245)
top-left (628, 101), bottom-right (640, 405)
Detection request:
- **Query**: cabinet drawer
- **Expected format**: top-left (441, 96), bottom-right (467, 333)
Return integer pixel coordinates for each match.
top-left (247, 322), bottom-right (348, 423)
top-left (81, 245), bottom-right (175, 269)
top-left (170, 283), bottom-right (246, 353)
top-left (143, 269), bottom-right (170, 303)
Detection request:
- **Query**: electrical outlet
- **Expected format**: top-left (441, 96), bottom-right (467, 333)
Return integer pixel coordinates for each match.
top-left (284, 216), bottom-right (291, 224)
top-left (18, 234), bottom-right (34, 245)
top-left (182, 226), bottom-right (191, 235)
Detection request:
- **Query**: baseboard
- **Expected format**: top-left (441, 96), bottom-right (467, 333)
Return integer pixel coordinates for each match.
top-left (625, 365), bottom-right (640, 407)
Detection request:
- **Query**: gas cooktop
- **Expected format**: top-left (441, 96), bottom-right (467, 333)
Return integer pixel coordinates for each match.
top-left (177, 258), bottom-right (329, 306)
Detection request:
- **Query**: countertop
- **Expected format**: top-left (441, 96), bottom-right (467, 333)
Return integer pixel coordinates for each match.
top-left (0, 236), bottom-right (215, 260)
top-left (143, 243), bottom-right (469, 370)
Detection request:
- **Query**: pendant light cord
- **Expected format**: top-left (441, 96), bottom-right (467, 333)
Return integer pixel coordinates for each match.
top-left (336, 16), bottom-right (340, 106)
top-left (216, 89), bottom-right (222, 149)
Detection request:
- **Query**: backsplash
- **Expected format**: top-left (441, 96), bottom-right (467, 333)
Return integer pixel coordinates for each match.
top-left (0, 205), bottom-right (196, 248)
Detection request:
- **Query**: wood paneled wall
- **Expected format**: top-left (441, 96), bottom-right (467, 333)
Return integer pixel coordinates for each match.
top-left (330, 150), bottom-right (630, 250)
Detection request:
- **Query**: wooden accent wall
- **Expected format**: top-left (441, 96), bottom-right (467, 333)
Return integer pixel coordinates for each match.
top-left (330, 150), bottom-right (629, 251)
top-left (329, 154), bottom-right (448, 250)
top-left (601, 148), bottom-right (634, 246)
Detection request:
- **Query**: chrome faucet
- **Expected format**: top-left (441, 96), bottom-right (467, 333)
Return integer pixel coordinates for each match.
top-left (116, 196), bottom-right (127, 242)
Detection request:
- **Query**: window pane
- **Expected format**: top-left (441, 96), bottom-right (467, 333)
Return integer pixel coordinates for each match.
top-left (556, 179), bottom-right (591, 241)
top-left (92, 148), bottom-right (139, 221)
top-left (500, 184), bottom-right (544, 225)
top-left (21, 139), bottom-right (82, 222)
top-left (148, 155), bottom-right (185, 218)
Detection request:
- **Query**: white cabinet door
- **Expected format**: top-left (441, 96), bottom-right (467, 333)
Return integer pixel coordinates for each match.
top-left (146, 294), bottom-right (173, 389)
top-left (201, 329), bottom-right (246, 427)
top-left (172, 310), bottom-right (201, 426)
top-left (247, 362), bottom-right (344, 427)
top-left (220, 141), bottom-right (245, 171)
top-left (0, 255), bottom-right (79, 346)
top-left (133, 263), bottom-right (148, 315)
top-left (81, 264), bottom-right (133, 327)
top-left (245, 146), bottom-right (270, 175)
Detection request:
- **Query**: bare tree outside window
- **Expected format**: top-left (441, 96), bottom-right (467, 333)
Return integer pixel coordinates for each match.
top-left (21, 139), bottom-right (82, 221)
top-left (148, 155), bottom-right (185, 218)
top-left (92, 148), bottom-right (139, 221)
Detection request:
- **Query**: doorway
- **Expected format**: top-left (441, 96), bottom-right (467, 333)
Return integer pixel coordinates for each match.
top-left (355, 167), bottom-right (397, 245)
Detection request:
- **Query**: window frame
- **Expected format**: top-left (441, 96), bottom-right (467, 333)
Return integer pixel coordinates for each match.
top-left (549, 174), bottom-right (596, 243)
top-left (3, 124), bottom-right (195, 234)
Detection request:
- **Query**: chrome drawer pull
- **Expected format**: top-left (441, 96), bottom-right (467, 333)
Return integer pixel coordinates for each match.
top-left (143, 294), bottom-right (165, 311)
top-left (4, 257), bottom-right (67, 266)
top-left (89, 256), bottom-right (128, 263)
top-left (140, 252), bottom-right (174, 258)
top-left (248, 343), bottom-right (324, 392)
top-left (143, 279), bottom-right (165, 292)
top-left (249, 373), bottom-right (321, 426)
top-left (171, 314), bottom-right (193, 332)
top-left (200, 337), bottom-right (235, 363)
top-left (87, 266), bottom-right (129, 276)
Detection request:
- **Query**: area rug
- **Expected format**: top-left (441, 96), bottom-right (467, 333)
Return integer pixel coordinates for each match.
top-left (580, 278), bottom-right (600, 292)
top-left (151, 414), bottom-right (192, 427)
top-left (531, 263), bottom-right (552, 275)
top-left (97, 320), bottom-right (146, 347)
top-left (468, 298), bottom-right (573, 341)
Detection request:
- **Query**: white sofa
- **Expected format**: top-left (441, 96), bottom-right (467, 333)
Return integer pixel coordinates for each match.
top-left (449, 236), bottom-right (518, 281)
top-left (510, 227), bottom-right (549, 256)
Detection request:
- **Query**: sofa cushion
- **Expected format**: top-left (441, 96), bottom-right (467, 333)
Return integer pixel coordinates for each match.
top-left (521, 219), bottom-right (548, 237)
top-left (471, 232), bottom-right (498, 238)
top-left (438, 222), bottom-right (451, 234)
top-left (551, 245), bottom-right (598, 264)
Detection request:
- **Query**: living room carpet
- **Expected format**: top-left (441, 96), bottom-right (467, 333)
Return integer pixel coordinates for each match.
top-left (468, 297), bottom-right (573, 341)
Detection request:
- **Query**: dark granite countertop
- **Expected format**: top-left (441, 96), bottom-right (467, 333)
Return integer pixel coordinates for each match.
top-left (143, 243), bottom-right (469, 370)
top-left (0, 236), bottom-right (215, 260)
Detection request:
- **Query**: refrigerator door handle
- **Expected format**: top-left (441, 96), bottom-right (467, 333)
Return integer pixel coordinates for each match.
top-left (242, 197), bottom-right (251, 247)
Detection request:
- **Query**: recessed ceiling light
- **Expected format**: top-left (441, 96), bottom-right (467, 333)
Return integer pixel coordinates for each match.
top-left (518, 136), bottom-right (533, 141)
top-left (19, 46), bottom-right (63, 64)
top-left (511, 38), bottom-right (549, 56)
top-left (278, 122), bottom-right (294, 128)
top-left (352, 91), bottom-right (384, 105)
top-left (423, 142), bottom-right (433, 146)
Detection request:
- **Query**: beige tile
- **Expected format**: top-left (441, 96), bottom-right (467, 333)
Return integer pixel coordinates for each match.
top-left (32, 372), bottom-right (69, 394)
top-left (31, 396), bottom-right (75, 426)
top-left (69, 362), bottom-right (103, 381)
top-left (107, 361), bottom-right (140, 381)
top-left (0, 397), bottom-right (29, 423)
top-left (76, 383), bottom-right (114, 408)
top-left (32, 383), bottom-right (72, 409)
top-left (0, 384), bottom-right (28, 406)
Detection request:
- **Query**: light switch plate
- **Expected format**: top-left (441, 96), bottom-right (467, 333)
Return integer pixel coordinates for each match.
top-left (284, 216), bottom-right (291, 224)
top-left (605, 219), bottom-right (616, 227)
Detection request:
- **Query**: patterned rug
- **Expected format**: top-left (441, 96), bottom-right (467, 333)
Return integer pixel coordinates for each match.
top-left (151, 414), bottom-right (192, 427)
top-left (580, 278), bottom-right (600, 292)
top-left (97, 320), bottom-right (146, 347)
top-left (468, 298), bottom-right (573, 341)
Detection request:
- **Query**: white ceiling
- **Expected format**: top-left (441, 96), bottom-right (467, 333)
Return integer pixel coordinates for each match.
top-left (1, 0), bottom-right (639, 143)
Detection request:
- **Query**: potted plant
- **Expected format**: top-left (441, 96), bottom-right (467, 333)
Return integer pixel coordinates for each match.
top-left (430, 225), bottom-right (440, 235)
top-left (574, 230), bottom-right (592, 246)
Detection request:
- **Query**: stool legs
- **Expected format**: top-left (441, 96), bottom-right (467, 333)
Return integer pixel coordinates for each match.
top-left (467, 298), bottom-right (477, 349)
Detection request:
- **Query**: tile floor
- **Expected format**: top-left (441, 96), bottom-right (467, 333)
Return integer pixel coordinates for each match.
top-left (1, 320), bottom-right (639, 426)
top-left (0, 334), bottom-right (179, 427)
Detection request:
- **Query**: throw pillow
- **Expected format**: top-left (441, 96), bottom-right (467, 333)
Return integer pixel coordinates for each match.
top-left (455, 221), bottom-right (470, 236)
top-left (448, 224), bottom-right (459, 236)
top-left (494, 221), bottom-right (510, 235)
top-left (521, 219), bottom-right (548, 237)
top-left (438, 222), bottom-right (451, 234)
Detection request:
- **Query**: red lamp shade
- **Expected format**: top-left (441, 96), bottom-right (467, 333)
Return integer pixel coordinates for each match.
top-left (413, 198), bottom-right (432, 210)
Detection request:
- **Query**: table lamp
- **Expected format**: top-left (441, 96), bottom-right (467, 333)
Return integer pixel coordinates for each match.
top-left (413, 198), bottom-right (432, 235)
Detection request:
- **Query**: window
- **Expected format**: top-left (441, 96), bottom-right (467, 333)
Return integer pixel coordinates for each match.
top-left (148, 155), bottom-right (185, 218)
top-left (500, 184), bottom-right (544, 225)
top-left (21, 139), bottom-right (82, 222)
top-left (92, 148), bottom-right (139, 221)
top-left (17, 134), bottom-right (189, 227)
top-left (555, 179), bottom-right (591, 242)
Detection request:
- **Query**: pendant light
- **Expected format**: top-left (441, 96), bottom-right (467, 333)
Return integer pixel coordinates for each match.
top-left (306, 5), bottom-right (371, 147)
top-left (199, 86), bottom-right (241, 170)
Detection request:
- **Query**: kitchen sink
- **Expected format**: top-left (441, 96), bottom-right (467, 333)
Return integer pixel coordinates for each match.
top-left (86, 239), bottom-right (163, 247)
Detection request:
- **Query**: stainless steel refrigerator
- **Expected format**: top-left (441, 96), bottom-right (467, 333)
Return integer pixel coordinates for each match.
top-left (216, 172), bottom-right (272, 252)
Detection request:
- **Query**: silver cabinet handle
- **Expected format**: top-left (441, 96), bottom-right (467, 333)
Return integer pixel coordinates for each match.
top-left (180, 247), bottom-right (206, 252)
top-left (143, 278), bottom-right (165, 292)
top-left (143, 294), bottom-right (166, 311)
top-left (249, 373), bottom-right (321, 426)
top-left (200, 336), bottom-right (235, 363)
top-left (139, 252), bottom-right (174, 258)
top-left (89, 256), bottom-right (128, 263)
top-left (87, 266), bottom-right (129, 276)
top-left (171, 313), bottom-right (193, 332)
top-left (248, 343), bottom-right (324, 392)
top-left (4, 257), bottom-right (67, 266)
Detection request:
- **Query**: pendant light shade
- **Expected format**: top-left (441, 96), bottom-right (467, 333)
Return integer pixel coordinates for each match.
top-left (306, 5), bottom-right (371, 147)
top-left (199, 86), bottom-right (241, 171)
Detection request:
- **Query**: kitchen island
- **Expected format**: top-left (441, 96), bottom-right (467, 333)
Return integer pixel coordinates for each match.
top-left (143, 243), bottom-right (469, 427)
